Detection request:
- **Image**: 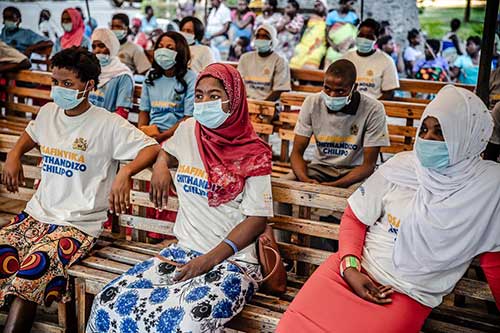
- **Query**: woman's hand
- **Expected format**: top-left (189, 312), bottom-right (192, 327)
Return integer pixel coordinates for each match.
top-left (1, 153), bottom-right (24, 193)
top-left (109, 166), bottom-right (132, 215)
top-left (343, 268), bottom-right (394, 304)
top-left (150, 161), bottom-right (171, 210)
top-left (173, 254), bottom-right (216, 282)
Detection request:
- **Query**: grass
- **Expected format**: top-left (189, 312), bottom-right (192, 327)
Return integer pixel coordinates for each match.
top-left (419, 6), bottom-right (486, 40)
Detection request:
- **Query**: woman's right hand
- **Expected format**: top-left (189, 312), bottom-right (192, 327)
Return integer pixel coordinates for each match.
top-left (343, 268), bottom-right (394, 304)
top-left (150, 161), bottom-right (171, 210)
top-left (1, 154), bottom-right (24, 193)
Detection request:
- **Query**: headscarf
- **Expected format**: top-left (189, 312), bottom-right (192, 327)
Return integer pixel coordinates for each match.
top-left (60, 8), bottom-right (85, 49)
top-left (91, 28), bottom-right (133, 87)
top-left (255, 23), bottom-right (279, 49)
top-left (194, 63), bottom-right (273, 207)
top-left (378, 85), bottom-right (500, 275)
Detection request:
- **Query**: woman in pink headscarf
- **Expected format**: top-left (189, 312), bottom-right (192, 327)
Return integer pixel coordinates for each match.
top-left (51, 8), bottom-right (91, 55)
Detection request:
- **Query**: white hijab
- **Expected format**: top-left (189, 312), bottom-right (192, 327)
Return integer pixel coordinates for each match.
top-left (91, 28), bottom-right (133, 87)
top-left (379, 85), bottom-right (500, 275)
top-left (255, 23), bottom-right (279, 50)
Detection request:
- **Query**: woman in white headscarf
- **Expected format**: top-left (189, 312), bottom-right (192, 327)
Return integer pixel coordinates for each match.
top-left (236, 23), bottom-right (291, 101)
top-left (277, 85), bottom-right (500, 332)
top-left (89, 27), bottom-right (134, 119)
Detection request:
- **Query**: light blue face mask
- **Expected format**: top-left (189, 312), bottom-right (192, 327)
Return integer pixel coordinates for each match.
top-left (96, 54), bottom-right (111, 67)
top-left (254, 39), bottom-right (272, 53)
top-left (50, 82), bottom-right (89, 111)
top-left (3, 20), bottom-right (18, 31)
top-left (154, 48), bottom-right (177, 70)
top-left (356, 37), bottom-right (375, 54)
top-left (112, 29), bottom-right (127, 41)
top-left (321, 86), bottom-right (354, 112)
top-left (62, 23), bottom-right (73, 33)
top-left (181, 32), bottom-right (195, 45)
top-left (193, 99), bottom-right (231, 129)
top-left (415, 137), bottom-right (450, 170)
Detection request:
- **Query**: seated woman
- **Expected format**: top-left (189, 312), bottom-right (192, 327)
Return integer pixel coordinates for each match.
top-left (277, 85), bottom-right (500, 332)
top-left (179, 16), bottom-right (215, 74)
top-left (230, 0), bottom-right (255, 43)
top-left (86, 63), bottom-right (274, 332)
top-left (89, 28), bottom-right (134, 119)
top-left (0, 47), bottom-right (159, 333)
top-left (237, 24), bottom-right (291, 101)
top-left (52, 8), bottom-right (91, 55)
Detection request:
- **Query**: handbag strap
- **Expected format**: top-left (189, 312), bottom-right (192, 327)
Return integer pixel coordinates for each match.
top-left (228, 244), bottom-right (281, 284)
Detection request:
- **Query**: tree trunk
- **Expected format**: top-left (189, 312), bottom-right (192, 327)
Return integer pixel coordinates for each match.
top-left (464, 0), bottom-right (472, 23)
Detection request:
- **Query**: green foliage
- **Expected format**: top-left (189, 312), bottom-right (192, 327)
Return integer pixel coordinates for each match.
top-left (419, 6), bottom-right (485, 40)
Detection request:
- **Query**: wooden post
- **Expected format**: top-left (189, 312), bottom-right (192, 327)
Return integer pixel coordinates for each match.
top-left (464, 0), bottom-right (472, 23)
top-left (476, 0), bottom-right (500, 105)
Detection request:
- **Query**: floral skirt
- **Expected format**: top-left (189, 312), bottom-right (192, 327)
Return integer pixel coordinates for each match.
top-left (0, 212), bottom-right (95, 306)
top-left (86, 244), bottom-right (261, 333)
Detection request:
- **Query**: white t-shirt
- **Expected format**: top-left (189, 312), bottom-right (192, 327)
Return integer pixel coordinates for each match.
top-left (403, 46), bottom-right (424, 62)
top-left (342, 49), bottom-right (400, 99)
top-left (348, 170), bottom-right (474, 308)
top-left (164, 118), bottom-right (274, 264)
top-left (189, 44), bottom-right (215, 74)
top-left (294, 92), bottom-right (390, 167)
top-left (237, 51), bottom-right (291, 100)
top-left (24, 103), bottom-right (157, 237)
top-left (206, 3), bottom-right (232, 37)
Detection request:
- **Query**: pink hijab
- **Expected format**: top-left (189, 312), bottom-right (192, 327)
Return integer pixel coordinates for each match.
top-left (60, 8), bottom-right (85, 49)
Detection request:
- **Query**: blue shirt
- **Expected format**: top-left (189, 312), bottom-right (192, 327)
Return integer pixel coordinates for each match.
top-left (326, 10), bottom-right (359, 27)
top-left (0, 27), bottom-right (48, 53)
top-left (453, 55), bottom-right (479, 85)
top-left (89, 74), bottom-right (134, 112)
top-left (141, 17), bottom-right (158, 33)
top-left (52, 35), bottom-right (91, 56)
top-left (140, 70), bottom-right (196, 132)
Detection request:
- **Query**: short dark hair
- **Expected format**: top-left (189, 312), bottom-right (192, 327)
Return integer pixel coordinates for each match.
top-left (268, 0), bottom-right (278, 10)
top-left (407, 28), bottom-right (420, 42)
top-left (377, 35), bottom-right (392, 49)
top-left (113, 13), bottom-right (130, 27)
top-left (451, 18), bottom-right (461, 31)
top-left (288, 0), bottom-right (300, 10)
top-left (359, 19), bottom-right (380, 38)
top-left (467, 35), bottom-right (481, 47)
top-left (50, 47), bottom-right (100, 87)
top-left (145, 5), bottom-right (153, 13)
top-left (179, 16), bottom-right (205, 42)
top-left (3, 6), bottom-right (21, 22)
top-left (326, 59), bottom-right (357, 86)
top-left (426, 39), bottom-right (441, 55)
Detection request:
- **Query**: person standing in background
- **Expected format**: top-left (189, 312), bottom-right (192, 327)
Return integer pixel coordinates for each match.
top-left (451, 36), bottom-right (481, 85)
top-left (377, 35), bottom-right (404, 74)
top-left (442, 18), bottom-right (463, 65)
top-left (38, 9), bottom-right (59, 43)
top-left (205, 0), bottom-right (231, 60)
top-left (75, 7), bottom-right (97, 39)
top-left (403, 29), bottom-right (424, 78)
top-left (230, 0), bottom-right (256, 43)
top-left (141, 5), bottom-right (158, 34)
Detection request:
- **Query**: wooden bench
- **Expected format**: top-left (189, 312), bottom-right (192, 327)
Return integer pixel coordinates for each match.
top-left (0, 135), bottom-right (499, 332)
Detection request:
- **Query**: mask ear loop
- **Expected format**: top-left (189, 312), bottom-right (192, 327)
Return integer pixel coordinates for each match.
top-left (346, 84), bottom-right (355, 105)
top-left (77, 81), bottom-right (90, 99)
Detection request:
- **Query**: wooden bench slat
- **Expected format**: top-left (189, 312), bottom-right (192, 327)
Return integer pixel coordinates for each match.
top-left (0, 162), bottom-right (41, 180)
top-left (94, 246), bottom-right (152, 265)
top-left (387, 124), bottom-right (418, 137)
top-left (278, 242), bottom-right (331, 266)
top-left (228, 304), bottom-right (282, 333)
top-left (80, 256), bottom-right (132, 275)
top-left (454, 278), bottom-right (495, 302)
top-left (4, 102), bottom-right (40, 115)
top-left (6, 87), bottom-right (51, 100)
top-left (112, 239), bottom-right (177, 256)
top-left (0, 187), bottom-right (36, 201)
top-left (6, 70), bottom-right (53, 86)
top-left (251, 122), bottom-right (274, 135)
top-left (67, 265), bottom-right (119, 283)
top-left (130, 190), bottom-right (179, 211)
top-left (119, 214), bottom-right (176, 236)
top-left (248, 99), bottom-right (276, 117)
top-left (270, 215), bottom-right (339, 240)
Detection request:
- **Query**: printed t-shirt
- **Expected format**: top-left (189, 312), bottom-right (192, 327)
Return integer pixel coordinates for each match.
top-left (348, 168), bottom-right (476, 308)
top-left (237, 51), bottom-right (291, 100)
top-left (490, 103), bottom-right (500, 145)
top-left (403, 46), bottom-right (423, 62)
top-left (189, 44), bottom-right (215, 74)
top-left (453, 55), bottom-right (479, 85)
top-left (294, 92), bottom-right (389, 167)
top-left (89, 74), bottom-right (133, 112)
top-left (24, 103), bottom-right (157, 237)
top-left (140, 70), bottom-right (196, 132)
top-left (0, 27), bottom-right (48, 53)
top-left (325, 10), bottom-right (358, 26)
top-left (118, 41), bottom-right (151, 74)
top-left (206, 3), bottom-right (231, 37)
top-left (164, 118), bottom-right (274, 264)
top-left (343, 49), bottom-right (400, 99)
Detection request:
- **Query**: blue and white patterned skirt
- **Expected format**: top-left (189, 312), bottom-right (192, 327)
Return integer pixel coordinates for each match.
top-left (86, 244), bottom-right (261, 333)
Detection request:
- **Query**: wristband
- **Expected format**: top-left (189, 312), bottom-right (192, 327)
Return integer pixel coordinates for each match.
top-left (340, 256), bottom-right (361, 278)
top-left (223, 238), bottom-right (238, 254)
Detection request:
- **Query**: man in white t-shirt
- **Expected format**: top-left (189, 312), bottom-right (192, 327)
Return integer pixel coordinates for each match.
top-left (0, 47), bottom-right (159, 332)
top-left (290, 59), bottom-right (390, 188)
top-left (342, 19), bottom-right (400, 100)
top-left (205, 0), bottom-right (232, 60)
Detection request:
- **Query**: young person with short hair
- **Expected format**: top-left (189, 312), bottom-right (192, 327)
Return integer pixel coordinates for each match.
top-left (179, 16), bottom-right (215, 74)
top-left (0, 46), bottom-right (159, 333)
top-left (403, 28), bottom-right (423, 77)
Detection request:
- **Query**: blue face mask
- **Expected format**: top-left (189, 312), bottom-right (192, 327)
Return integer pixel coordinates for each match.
top-left (3, 20), bottom-right (18, 31)
top-left (50, 82), bottom-right (89, 110)
top-left (415, 137), bottom-right (450, 170)
top-left (193, 99), bottom-right (231, 129)
top-left (96, 54), bottom-right (111, 67)
top-left (356, 37), bottom-right (375, 54)
top-left (321, 87), bottom-right (354, 112)
top-left (112, 29), bottom-right (127, 41)
top-left (181, 32), bottom-right (195, 45)
top-left (62, 23), bottom-right (73, 33)
top-left (154, 48), bottom-right (177, 70)
top-left (254, 39), bottom-right (272, 53)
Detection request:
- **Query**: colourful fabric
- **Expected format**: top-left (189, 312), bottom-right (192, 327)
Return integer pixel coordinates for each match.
top-left (277, 253), bottom-right (431, 333)
top-left (453, 54), bottom-right (479, 85)
top-left (86, 244), bottom-right (260, 332)
top-left (194, 63), bottom-right (273, 207)
top-left (0, 213), bottom-right (95, 307)
top-left (230, 10), bottom-right (256, 40)
top-left (325, 10), bottom-right (359, 26)
top-left (276, 14), bottom-right (304, 60)
top-left (61, 8), bottom-right (85, 49)
top-left (413, 57), bottom-right (449, 82)
top-left (325, 22), bottom-right (357, 65)
top-left (290, 16), bottom-right (326, 69)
